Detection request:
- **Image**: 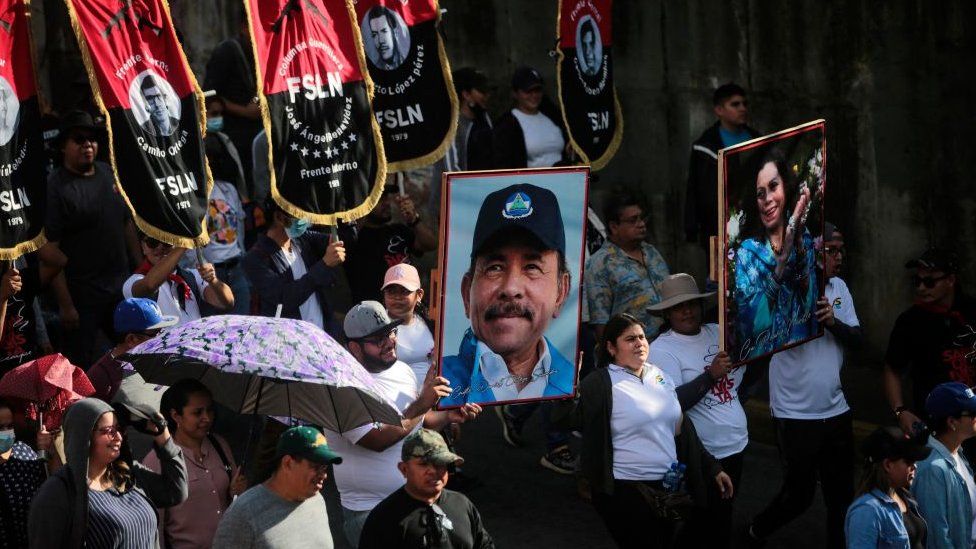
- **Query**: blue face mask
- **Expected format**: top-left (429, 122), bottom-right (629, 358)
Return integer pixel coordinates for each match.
top-left (285, 218), bottom-right (311, 239)
top-left (206, 116), bottom-right (224, 132)
top-left (0, 429), bottom-right (14, 454)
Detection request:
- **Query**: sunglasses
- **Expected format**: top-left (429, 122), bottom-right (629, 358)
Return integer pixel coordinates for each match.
top-left (360, 327), bottom-right (398, 346)
top-left (94, 424), bottom-right (122, 437)
top-left (143, 237), bottom-right (172, 250)
top-left (913, 274), bottom-right (948, 289)
top-left (69, 133), bottom-right (97, 145)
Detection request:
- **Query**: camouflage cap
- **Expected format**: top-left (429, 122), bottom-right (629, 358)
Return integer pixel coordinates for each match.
top-left (401, 428), bottom-right (464, 466)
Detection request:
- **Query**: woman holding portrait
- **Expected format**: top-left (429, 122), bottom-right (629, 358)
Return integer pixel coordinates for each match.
top-left (733, 148), bottom-right (819, 361)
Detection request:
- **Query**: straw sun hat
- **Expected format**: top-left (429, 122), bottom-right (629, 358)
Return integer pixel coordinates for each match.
top-left (647, 273), bottom-right (715, 314)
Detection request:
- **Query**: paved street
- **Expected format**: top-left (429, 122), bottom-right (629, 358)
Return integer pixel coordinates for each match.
top-left (324, 404), bottom-right (829, 549)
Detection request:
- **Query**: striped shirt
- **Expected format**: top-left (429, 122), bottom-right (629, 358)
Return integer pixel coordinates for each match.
top-left (85, 487), bottom-right (158, 549)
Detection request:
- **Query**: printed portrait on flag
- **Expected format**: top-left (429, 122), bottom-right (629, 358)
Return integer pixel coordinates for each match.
top-left (556, 0), bottom-right (621, 171)
top-left (435, 168), bottom-right (588, 409)
top-left (0, 0), bottom-right (47, 259)
top-left (354, 0), bottom-right (456, 171)
top-left (719, 120), bottom-right (826, 366)
top-left (64, 0), bottom-right (211, 247)
top-left (248, 0), bottom-right (386, 224)
top-left (360, 6), bottom-right (410, 71)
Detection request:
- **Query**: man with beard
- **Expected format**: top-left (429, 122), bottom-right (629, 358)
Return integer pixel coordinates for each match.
top-left (341, 180), bottom-right (436, 304)
top-left (324, 301), bottom-right (480, 547)
top-left (138, 74), bottom-right (179, 138)
top-left (367, 7), bottom-right (405, 70)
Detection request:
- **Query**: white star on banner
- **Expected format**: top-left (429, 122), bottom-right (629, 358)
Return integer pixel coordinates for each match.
top-left (330, 147), bottom-right (339, 157)
top-left (300, 147), bottom-right (309, 156)
top-left (313, 149), bottom-right (321, 158)
top-left (349, 133), bottom-right (357, 142)
top-left (290, 142), bottom-right (299, 151)
top-left (341, 141), bottom-right (349, 150)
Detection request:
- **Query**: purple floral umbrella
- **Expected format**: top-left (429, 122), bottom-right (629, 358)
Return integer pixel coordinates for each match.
top-left (122, 315), bottom-right (401, 433)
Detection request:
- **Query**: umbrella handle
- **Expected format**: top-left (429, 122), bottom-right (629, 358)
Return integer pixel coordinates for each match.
top-left (195, 248), bottom-right (206, 267)
top-left (274, 304), bottom-right (282, 319)
top-left (36, 410), bottom-right (48, 462)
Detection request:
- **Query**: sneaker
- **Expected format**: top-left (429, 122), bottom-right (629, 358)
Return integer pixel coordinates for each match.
top-left (495, 405), bottom-right (523, 447)
top-left (540, 445), bottom-right (576, 475)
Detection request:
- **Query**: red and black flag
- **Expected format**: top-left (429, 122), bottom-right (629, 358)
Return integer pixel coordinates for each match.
top-left (354, 0), bottom-right (456, 171)
top-left (0, 1), bottom-right (45, 259)
top-left (64, 0), bottom-right (210, 247)
top-left (248, 0), bottom-right (386, 224)
top-left (555, 0), bottom-right (622, 171)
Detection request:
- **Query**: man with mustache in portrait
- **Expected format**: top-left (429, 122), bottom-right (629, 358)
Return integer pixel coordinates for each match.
top-left (441, 183), bottom-right (575, 408)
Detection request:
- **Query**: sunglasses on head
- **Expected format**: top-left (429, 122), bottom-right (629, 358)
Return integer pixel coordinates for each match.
top-left (913, 274), bottom-right (948, 289)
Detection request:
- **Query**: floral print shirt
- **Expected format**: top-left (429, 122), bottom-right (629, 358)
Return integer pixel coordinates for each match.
top-left (585, 240), bottom-right (670, 337)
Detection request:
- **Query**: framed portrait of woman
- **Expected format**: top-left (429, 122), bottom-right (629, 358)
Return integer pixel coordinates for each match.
top-left (718, 120), bottom-right (826, 366)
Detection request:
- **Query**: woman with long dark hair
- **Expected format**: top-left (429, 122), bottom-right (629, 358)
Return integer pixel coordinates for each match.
top-left (845, 427), bottom-right (929, 548)
top-left (28, 398), bottom-right (187, 548)
top-left (143, 379), bottom-right (246, 549)
top-left (579, 314), bottom-right (684, 548)
top-left (733, 147), bottom-right (818, 360)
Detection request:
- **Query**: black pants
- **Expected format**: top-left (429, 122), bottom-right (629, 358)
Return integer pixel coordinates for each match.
top-left (676, 452), bottom-right (744, 549)
top-left (752, 412), bottom-right (854, 548)
top-left (592, 480), bottom-right (675, 549)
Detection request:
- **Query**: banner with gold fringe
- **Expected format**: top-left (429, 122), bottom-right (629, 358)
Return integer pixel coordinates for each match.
top-left (248, 0), bottom-right (386, 225)
top-left (555, 0), bottom-right (622, 171)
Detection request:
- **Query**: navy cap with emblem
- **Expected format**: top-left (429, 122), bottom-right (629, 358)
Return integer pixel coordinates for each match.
top-left (471, 183), bottom-right (565, 258)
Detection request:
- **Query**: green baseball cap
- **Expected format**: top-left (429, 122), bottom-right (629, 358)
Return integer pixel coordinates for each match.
top-left (401, 428), bottom-right (464, 466)
top-left (276, 426), bottom-right (343, 465)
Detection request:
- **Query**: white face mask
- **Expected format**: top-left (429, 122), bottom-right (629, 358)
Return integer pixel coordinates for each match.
top-left (0, 429), bottom-right (15, 453)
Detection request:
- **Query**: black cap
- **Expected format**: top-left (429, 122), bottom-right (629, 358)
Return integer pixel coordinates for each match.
top-left (861, 426), bottom-right (932, 464)
top-left (905, 248), bottom-right (958, 274)
top-left (58, 110), bottom-right (104, 137)
top-left (472, 183), bottom-right (565, 258)
top-left (453, 67), bottom-right (490, 96)
top-left (511, 66), bottom-right (543, 91)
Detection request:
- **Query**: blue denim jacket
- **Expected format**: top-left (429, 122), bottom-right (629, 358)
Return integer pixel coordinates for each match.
top-left (845, 489), bottom-right (925, 548)
top-left (911, 437), bottom-right (974, 549)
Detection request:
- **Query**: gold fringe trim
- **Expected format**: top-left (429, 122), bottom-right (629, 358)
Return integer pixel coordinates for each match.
top-left (64, 0), bottom-right (210, 249)
top-left (386, 0), bottom-right (458, 172)
top-left (554, 0), bottom-right (623, 172)
top-left (255, 0), bottom-right (388, 226)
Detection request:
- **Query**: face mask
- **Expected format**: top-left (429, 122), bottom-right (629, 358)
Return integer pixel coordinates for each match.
top-left (206, 116), bottom-right (224, 132)
top-left (0, 429), bottom-right (14, 453)
top-left (285, 218), bottom-right (311, 239)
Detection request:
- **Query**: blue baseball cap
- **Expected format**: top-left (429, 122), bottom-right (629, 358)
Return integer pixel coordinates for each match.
top-left (471, 183), bottom-right (565, 258)
top-left (925, 382), bottom-right (976, 419)
top-left (114, 298), bottom-right (179, 334)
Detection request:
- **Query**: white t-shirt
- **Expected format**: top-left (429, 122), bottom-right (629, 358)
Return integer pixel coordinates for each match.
top-left (324, 361), bottom-right (420, 512)
top-left (123, 270), bottom-right (209, 327)
top-left (203, 179), bottom-right (245, 264)
top-left (395, 316), bottom-right (435, 388)
top-left (649, 324), bottom-right (748, 459)
top-left (282, 247), bottom-right (324, 330)
top-left (511, 109), bottom-right (564, 168)
top-left (608, 363), bottom-right (681, 481)
top-left (952, 451), bottom-right (976, 542)
top-left (769, 277), bottom-right (859, 419)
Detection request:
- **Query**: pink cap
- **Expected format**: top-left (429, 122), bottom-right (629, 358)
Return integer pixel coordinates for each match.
top-left (382, 263), bottom-right (422, 292)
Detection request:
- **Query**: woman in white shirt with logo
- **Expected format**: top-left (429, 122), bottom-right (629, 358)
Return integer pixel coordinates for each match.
top-left (579, 313), bottom-right (683, 548)
top-left (381, 263), bottom-right (434, 387)
top-left (648, 273), bottom-right (742, 548)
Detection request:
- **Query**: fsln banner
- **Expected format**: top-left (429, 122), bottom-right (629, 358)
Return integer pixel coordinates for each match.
top-left (64, 0), bottom-right (211, 247)
top-left (0, 1), bottom-right (45, 259)
top-left (555, 0), bottom-right (622, 171)
top-left (354, 0), bottom-right (456, 171)
top-left (248, 0), bottom-right (386, 224)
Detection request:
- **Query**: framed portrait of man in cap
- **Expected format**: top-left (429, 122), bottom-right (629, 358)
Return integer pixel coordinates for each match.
top-left (718, 120), bottom-right (826, 366)
top-left (434, 167), bottom-right (588, 408)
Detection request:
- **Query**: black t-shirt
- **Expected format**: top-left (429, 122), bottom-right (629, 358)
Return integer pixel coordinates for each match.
top-left (45, 162), bottom-right (131, 305)
top-left (886, 293), bottom-right (976, 412)
top-left (203, 37), bottom-right (262, 155)
top-left (342, 223), bottom-right (416, 304)
top-left (0, 255), bottom-right (41, 376)
top-left (359, 487), bottom-right (494, 549)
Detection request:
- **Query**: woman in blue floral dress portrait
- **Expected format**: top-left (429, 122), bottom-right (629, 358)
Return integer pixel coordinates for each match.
top-left (733, 148), bottom-right (818, 361)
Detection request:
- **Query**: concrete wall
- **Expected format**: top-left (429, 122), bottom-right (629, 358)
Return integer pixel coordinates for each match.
top-left (37, 1), bottom-right (976, 364)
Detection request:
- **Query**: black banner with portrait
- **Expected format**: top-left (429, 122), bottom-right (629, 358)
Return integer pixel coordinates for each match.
top-left (249, 0), bottom-right (386, 224)
top-left (354, 0), bottom-right (456, 171)
top-left (0, 0), bottom-right (45, 259)
top-left (65, 0), bottom-right (211, 247)
top-left (555, 0), bottom-right (622, 171)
